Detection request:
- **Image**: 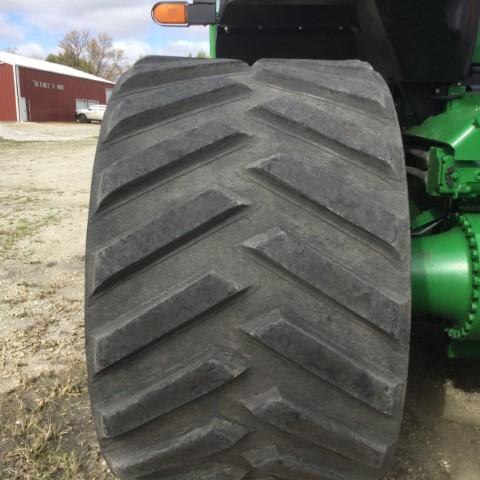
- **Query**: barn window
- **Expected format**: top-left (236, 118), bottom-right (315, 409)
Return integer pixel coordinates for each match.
top-left (76, 99), bottom-right (88, 110)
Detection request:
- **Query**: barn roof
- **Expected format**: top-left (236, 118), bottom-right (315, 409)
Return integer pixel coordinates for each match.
top-left (0, 52), bottom-right (115, 84)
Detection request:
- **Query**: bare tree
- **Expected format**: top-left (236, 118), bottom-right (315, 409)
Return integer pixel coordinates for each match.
top-left (59, 30), bottom-right (91, 64)
top-left (47, 30), bottom-right (128, 82)
top-left (86, 33), bottom-right (127, 80)
top-left (101, 48), bottom-right (128, 82)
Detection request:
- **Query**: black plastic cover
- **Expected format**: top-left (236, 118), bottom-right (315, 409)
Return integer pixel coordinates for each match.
top-left (216, 0), bottom-right (480, 82)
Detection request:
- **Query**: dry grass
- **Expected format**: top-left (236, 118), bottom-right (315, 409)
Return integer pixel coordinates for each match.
top-left (0, 367), bottom-right (115, 480)
top-left (0, 140), bottom-right (36, 149)
top-left (0, 213), bottom-right (60, 257)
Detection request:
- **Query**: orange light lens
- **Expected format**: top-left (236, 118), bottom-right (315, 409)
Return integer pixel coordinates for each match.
top-left (152, 2), bottom-right (188, 25)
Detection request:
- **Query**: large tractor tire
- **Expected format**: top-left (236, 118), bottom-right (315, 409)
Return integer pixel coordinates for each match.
top-left (85, 57), bottom-right (411, 480)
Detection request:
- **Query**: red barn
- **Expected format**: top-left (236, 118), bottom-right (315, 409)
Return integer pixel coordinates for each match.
top-left (0, 52), bottom-right (115, 122)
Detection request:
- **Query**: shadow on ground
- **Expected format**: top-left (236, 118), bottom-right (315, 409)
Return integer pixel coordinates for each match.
top-left (387, 321), bottom-right (480, 479)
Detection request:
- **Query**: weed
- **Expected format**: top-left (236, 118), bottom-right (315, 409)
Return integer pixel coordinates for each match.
top-left (0, 368), bottom-right (115, 480)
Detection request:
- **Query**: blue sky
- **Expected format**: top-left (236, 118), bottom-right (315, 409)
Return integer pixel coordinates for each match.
top-left (0, 1), bottom-right (210, 63)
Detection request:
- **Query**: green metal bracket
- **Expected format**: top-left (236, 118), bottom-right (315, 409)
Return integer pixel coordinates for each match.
top-left (408, 90), bottom-right (480, 163)
top-left (411, 208), bottom-right (443, 230)
top-left (407, 90), bottom-right (480, 204)
top-left (423, 147), bottom-right (480, 199)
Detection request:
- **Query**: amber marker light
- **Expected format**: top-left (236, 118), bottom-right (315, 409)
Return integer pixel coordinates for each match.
top-left (152, 2), bottom-right (188, 25)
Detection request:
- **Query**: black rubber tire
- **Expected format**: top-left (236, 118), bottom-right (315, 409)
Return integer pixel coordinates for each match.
top-left (78, 114), bottom-right (88, 123)
top-left (85, 57), bottom-right (411, 480)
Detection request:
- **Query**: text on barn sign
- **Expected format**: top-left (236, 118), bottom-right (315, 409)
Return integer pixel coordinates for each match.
top-left (31, 80), bottom-right (65, 90)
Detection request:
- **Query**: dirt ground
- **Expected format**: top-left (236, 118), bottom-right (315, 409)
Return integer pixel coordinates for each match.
top-left (0, 123), bottom-right (114, 479)
top-left (0, 122), bottom-right (479, 479)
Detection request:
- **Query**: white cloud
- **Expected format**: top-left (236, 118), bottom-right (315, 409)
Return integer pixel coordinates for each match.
top-left (0, 1), bottom-right (157, 37)
top-left (114, 39), bottom-right (210, 66)
top-left (15, 42), bottom-right (49, 59)
top-left (0, 2), bottom-right (209, 39)
top-left (158, 40), bottom-right (210, 57)
top-left (0, 13), bottom-right (25, 42)
top-left (0, 2), bottom-right (210, 62)
top-left (114, 40), bottom-right (153, 65)
top-left (180, 26), bottom-right (210, 39)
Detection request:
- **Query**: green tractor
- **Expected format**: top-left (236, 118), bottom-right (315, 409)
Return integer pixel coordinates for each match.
top-left (84, 1), bottom-right (480, 478)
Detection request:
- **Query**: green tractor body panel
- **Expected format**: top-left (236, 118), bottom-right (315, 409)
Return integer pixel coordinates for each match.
top-left (209, 25), bottom-right (217, 58)
top-left (406, 90), bottom-right (480, 201)
top-left (408, 92), bottom-right (480, 163)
